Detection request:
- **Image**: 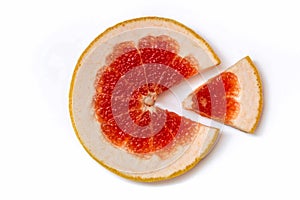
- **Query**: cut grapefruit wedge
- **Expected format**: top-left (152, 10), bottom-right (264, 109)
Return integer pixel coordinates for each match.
top-left (69, 17), bottom-right (220, 182)
top-left (183, 56), bottom-right (263, 133)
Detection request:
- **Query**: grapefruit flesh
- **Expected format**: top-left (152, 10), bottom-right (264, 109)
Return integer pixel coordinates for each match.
top-left (185, 72), bottom-right (240, 123)
top-left (183, 56), bottom-right (263, 133)
top-left (94, 35), bottom-right (201, 154)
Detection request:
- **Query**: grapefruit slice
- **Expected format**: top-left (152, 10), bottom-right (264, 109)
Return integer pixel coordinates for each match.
top-left (183, 56), bottom-right (263, 133)
top-left (69, 17), bottom-right (220, 182)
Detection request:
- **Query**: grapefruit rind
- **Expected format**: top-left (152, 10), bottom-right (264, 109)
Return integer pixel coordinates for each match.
top-left (183, 56), bottom-right (263, 133)
top-left (69, 17), bottom-right (221, 182)
top-left (227, 56), bottom-right (263, 133)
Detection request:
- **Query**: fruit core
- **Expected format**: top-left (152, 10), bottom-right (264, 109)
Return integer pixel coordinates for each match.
top-left (143, 93), bottom-right (156, 107)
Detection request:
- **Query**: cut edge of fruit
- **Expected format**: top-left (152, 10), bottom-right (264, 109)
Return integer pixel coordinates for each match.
top-left (182, 93), bottom-right (195, 112)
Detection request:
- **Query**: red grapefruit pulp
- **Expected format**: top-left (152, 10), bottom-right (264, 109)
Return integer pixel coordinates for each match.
top-left (94, 35), bottom-right (200, 154)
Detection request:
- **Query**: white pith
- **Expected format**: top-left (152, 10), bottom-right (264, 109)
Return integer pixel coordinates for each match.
top-left (227, 57), bottom-right (261, 132)
top-left (71, 17), bottom-right (221, 180)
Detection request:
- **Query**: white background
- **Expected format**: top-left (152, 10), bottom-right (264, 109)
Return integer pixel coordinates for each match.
top-left (1, 0), bottom-right (300, 199)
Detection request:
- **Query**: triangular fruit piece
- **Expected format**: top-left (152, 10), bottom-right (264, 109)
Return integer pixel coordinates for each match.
top-left (183, 56), bottom-right (263, 133)
top-left (70, 17), bottom-right (221, 182)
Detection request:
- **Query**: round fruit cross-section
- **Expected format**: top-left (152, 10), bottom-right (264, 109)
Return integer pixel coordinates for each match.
top-left (69, 17), bottom-right (220, 182)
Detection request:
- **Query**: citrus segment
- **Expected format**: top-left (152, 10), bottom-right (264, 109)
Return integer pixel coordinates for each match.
top-left (170, 56), bottom-right (199, 78)
top-left (101, 119), bottom-right (131, 147)
top-left (185, 72), bottom-right (240, 123)
top-left (110, 49), bottom-right (142, 75)
top-left (183, 56), bottom-right (263, 133)
top-left (138, 35), bottom-right (179, 53)
top-left (106, 41), bottom-right (137, 65)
